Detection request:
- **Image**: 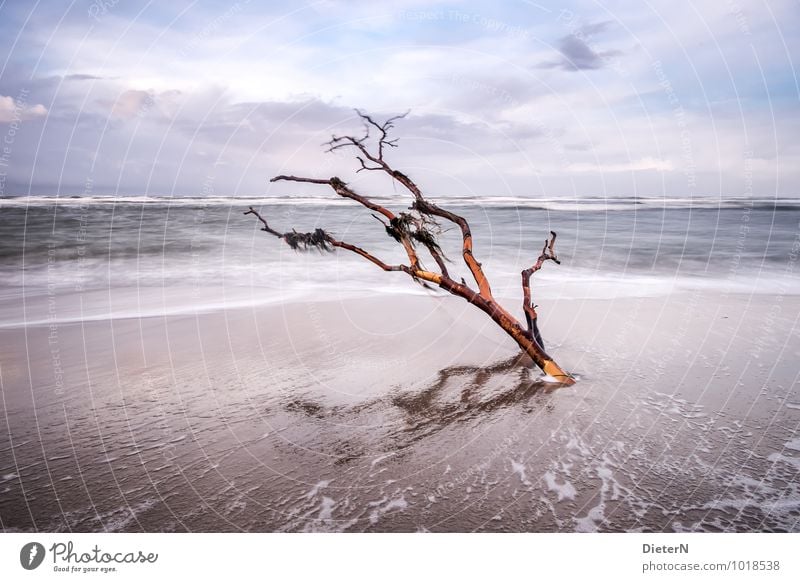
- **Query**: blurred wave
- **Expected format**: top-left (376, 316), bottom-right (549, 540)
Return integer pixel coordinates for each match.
top-left (2, 194), bottom-right (800, 211)
top-left (1, 197), bottom-right (798, 324)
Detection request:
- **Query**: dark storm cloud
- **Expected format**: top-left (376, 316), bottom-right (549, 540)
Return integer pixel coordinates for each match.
top-left (556, 35), bottom-right (606, 70)
top-left (540, 21), bottom-right (620, 72)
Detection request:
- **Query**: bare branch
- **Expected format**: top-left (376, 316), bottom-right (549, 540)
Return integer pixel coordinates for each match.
top-left (270, 175), bottom-right (330, 185)
top-left (325, 134), bottom-right (368, 154)
top-left (421, 240), bottom-right (449, 278)
top-left (521, 231), bottom-right (561, 349)
top-left (323, 110), bottom-right (410, 173)
top-left (244, 207), bottom-right (282, 238)
top-left (353, 108), bottom-right (410, 159)
top-left (270, 175), bottom-right (394, 221)
top-left (329, 238), bottom-right (407, 273)
top-left (355, 156), bottom-right (383, 173)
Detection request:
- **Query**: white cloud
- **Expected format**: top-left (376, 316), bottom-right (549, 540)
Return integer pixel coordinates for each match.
top-left (0, 95), bottom-right (48, 123)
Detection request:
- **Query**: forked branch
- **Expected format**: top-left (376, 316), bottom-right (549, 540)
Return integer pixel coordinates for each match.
top-left (521, 231), bottom-right (561, 349)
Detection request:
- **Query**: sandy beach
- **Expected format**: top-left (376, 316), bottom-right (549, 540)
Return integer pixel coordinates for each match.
top-left (2, 287), bottom-right (798, 532)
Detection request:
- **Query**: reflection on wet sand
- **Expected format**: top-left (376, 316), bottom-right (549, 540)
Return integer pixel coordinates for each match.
top-left (283, 354), bottom-right (560, 454)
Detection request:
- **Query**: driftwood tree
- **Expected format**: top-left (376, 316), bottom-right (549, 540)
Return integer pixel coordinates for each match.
top-left (246, 111), bottom-right (574, 385)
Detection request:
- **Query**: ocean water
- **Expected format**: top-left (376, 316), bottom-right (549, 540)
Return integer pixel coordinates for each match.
top-left (0, 195), bottom-right (798, 326)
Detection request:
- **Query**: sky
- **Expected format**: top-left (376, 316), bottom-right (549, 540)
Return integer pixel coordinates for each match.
top-left (0, 0), bottom-right (797, 198)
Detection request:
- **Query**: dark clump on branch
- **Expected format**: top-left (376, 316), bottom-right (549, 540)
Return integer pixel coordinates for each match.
top-left (411, 228), bottom-right (442, 254)
top-left (245, 110), bottom-right (575, 385)
top-left (283, 228), bottom-right (333, 251)
top-left (385, 215), bottom-right (409, 242)
top-left (382, 212), bottom-right (447, 261)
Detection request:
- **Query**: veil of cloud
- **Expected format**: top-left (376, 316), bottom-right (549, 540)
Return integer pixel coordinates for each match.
top-left (0, 0), bottom-right (797, 197)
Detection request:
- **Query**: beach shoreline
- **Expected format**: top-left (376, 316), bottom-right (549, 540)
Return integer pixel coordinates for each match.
top-left (1, 289), bottom-right (798, 532)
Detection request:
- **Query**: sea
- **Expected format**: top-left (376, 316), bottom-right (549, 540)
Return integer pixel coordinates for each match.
top-left (0, 194), bottom-right (798, 327)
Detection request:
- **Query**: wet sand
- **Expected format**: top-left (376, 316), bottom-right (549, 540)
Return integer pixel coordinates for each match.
top-left (1, 289), bottom-right (799, 531)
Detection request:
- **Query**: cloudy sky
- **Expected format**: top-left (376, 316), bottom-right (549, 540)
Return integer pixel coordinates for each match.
top-left (0, 0), bottom-right (797, 198)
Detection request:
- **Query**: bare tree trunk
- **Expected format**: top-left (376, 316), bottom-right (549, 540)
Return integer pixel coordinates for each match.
top-left (435, 276), bottom-right (573, 383)
top-left (246, 110), bottom-right (575, 385)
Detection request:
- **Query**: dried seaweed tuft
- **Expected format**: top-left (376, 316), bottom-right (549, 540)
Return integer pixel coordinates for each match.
top-left (283, 228), bottom-right (333, 251)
